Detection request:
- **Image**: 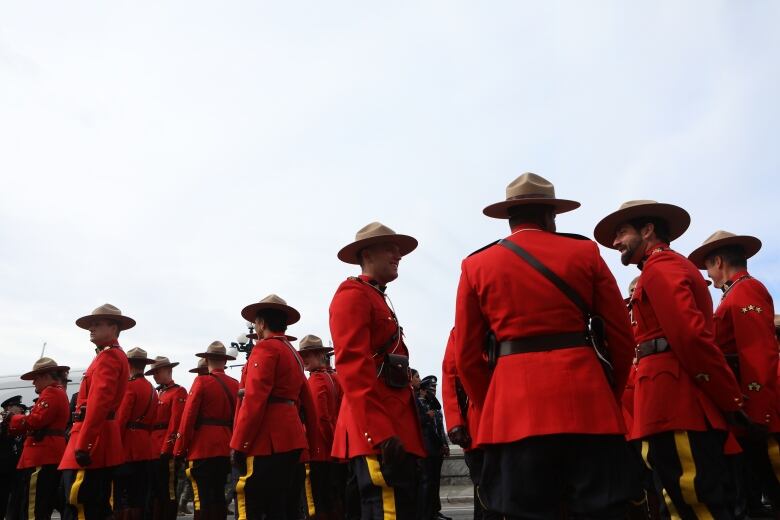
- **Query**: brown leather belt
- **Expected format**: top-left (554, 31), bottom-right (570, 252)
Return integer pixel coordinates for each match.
top-left (126, 422), bottom-right (153, 431)
top-left (32, 429), bottom-right (66, 439)
top-left (195, 418), bottom-right (233, 429)
top-left (268, 395), bottom-right (295, 406)
top-left (151, 422), bottom-right (168, 431)
top-left (73, 409), bottom-right (116, 422)
top-left (498, 332), bottom-right (590, 358)
top-left (635, 338), bottom-right (671, 360)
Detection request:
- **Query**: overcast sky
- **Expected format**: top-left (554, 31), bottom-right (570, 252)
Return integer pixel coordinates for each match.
top-left (1, 2), bottom-right (778, 395)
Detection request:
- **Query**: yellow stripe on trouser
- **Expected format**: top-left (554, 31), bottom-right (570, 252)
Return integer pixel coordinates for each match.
top-left (767, 436), bottom-right (780, 480)
top-left (186, 461), bottom-right (202, 511)
top-left (236, 456), bottom-right (254, 520)
top-left (28, 466), bottom-right (41, 519)
top-left (366, 455), bottom-right (396, 520)
top-left (68, 469), bottom-right (87, 520)
top-left (642, 439), bottom-right (680, 518)
top-left (168, 458), bottom-right (176, 501)
top-left (304, 463), bottom-right (316, 516)
top-left (674, 431), bottom-right (714, 520)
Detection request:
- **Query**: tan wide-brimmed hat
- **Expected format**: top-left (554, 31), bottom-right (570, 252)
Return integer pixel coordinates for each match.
top-left (482, 173), bottom-right (580, 219)
top-left (189, 358), bottom-right (209, 374)
top-left (144, 356), bottom-right (180, 375)
top-left (21, 357), bottom-right (70, 381)
top-left (76, 303), bottom-right (136, 331)
top-left (687, 230), bottom-right (762, 269)
top-left (298, 334), bottom-right (334, 353)
top-left (126, 347), bottom-right (154, 365)
top-left (195, 341), bottom-right (236, 360)
top-left (774, 315), bottom-right (780, 331)
top-left (241, 294), bottom-right (301, 325)
top-left (337, 222), bottom-right (418, 264)
top-left (594, 200), bottom-right (690, 249)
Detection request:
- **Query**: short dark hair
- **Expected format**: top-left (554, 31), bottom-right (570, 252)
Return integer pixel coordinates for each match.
top-left (706, 245), bottom-right (748, 269)
top-left (129, 360), bottom-right (148, 372)
top-left (628, 217), bottom-right (671, 244)
top-left (255, 309), bottom-right (288, 332)
top-left (508, 204), bottom-right (555, 229)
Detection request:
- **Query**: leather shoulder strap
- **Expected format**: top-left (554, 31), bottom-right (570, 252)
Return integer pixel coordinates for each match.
top-left (498, 238), bottom-right (591, 318)
top-left (209, 373), bottom-right (236, 417)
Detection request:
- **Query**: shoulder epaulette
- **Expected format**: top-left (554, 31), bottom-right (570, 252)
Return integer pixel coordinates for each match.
top-left (468, 240), bottom-right (499, 257)
top-left (555, 232), bottom-right (591, 241)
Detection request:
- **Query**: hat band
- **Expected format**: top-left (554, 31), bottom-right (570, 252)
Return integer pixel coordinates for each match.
top-left (507, 192), bottom-right (554, 201)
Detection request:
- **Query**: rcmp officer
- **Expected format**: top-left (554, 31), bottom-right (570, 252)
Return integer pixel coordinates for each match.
top-left (442, 329), bottom-right (500, 520)
top-left (688, 230), bottom-right (780, 514)
top-left (174, 341), bottom-right (238, 520)
top-left (114, 347), bottom-right (159, 519)
top-left (60, 303), bottom-right (133, 520)
top-left (230, 295), bottom-right (321, 519)
top-left (298, 334), bottom-right (343, 519)
top-left (145, 355), bottom-right (188, 520)
top-left (329, 222), bottom-right (426, 520)
top-left (5, 358), bottom-right (70, 519)
top-left (454, 174), bottom-right (637, 518)
top-left (595, 200), bottom-right (746, 517)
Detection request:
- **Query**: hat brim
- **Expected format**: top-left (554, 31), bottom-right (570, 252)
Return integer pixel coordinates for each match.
top-left (20, 365), bottom-right (71, 381)
top-left (195, 351), bottom-right (237, 361)
top-left (246, 333), bottom-right (297, 341)
top-left (594, 203), bottom-right (691, 249)
top-left (241, 302), bottom-right (301, 325)
top-left (1, 395), bottom-right (23, 408)
top-left (483, 198), bottom-right (580, 219)
top-left (75, 314), bottom-right (136, 331)
top-left (337, 234), bottom-right (418, 265)
top-left (144, 361), bottom-right (180, 376)
top-left (298, 345), bottom-right (334, 354)
top-left (687, 235), bottom-right (762, 269)
top-left (127, 357), bottom-right (155, 365)
top-left (189, 367), bottom-right (208, 374)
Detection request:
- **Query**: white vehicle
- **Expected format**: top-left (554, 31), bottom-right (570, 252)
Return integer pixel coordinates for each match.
top-left (0, 369), bottom-right (85, 408)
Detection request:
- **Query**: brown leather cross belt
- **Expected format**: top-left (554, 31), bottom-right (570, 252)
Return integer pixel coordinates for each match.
top-left (498, 332), bottom-right (590, 357)
top-left (73, 409), bottom-right (116, 422)
top-left (268, 395), bottom-right (295, 406)
top-left (635, 338), bottom-right (671, 360)
top-left (126, 422), bottom-right (152, 431)
top-left (195, 417), bottom-right (233, 429)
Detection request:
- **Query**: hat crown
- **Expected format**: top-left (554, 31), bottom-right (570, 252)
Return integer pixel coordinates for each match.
top-left (702, 230), bottom-right (736, 245)
top-left (151, 356), bottom-right (170, 365)
top-left (259, 294), bottom-right (289, 306)
top-left (505, 172), bottom-right (556, 201)
top-left (299, 334), bottom-right (325, 349)
top-left (198, 358), bottom-right (207, 368)
top-left (355, 222), bottom-right (397, 241)
top-left (31, 357), bottom-right (59, 372)
top-left (91, 303), bottom-right (123, 317)
top-left (206, 341), bottom-right (227, 355)
top-left (618, 200), bottom-right (659, 211)
top-left (126, 347), bottom-right (149, 359)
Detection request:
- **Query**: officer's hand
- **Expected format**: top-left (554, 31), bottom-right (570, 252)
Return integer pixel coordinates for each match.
top-left (231, 449), bottom-right (247, 474)
top-left (447, 426), bottom-right (471, 449)
top-left (75, 450), bottom-right (92, 467)
top-left (379, 436), bottom-right (405, 467)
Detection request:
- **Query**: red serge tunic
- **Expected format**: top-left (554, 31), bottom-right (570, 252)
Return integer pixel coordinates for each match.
top-left (713, 271), bottom-right (779, 431)
top-left (628, 247), bottom-right (743, 439)
top-left (9, 383), bottom-right (70, 468)
top-left (230, 336), bottom-right (320, 459)
top-left (174, 369), bottom-right (238, 460)
top-left (441, 329), bottom-right (481, 451)
top-left (152, 382), bottom-right (187, 456)
top-left (306, 369), bottom-right (340, 461)
top-left (60, 345), bottom-right (129, 470)
top-left (116, 375), bottom-right (159, 462)
top-left (454, 226), bottom-right (635, 446)
top-left (329, 275), bottom-right (425, 459)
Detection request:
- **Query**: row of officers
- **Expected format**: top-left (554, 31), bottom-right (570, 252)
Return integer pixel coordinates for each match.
top-left (2, 171), bottom-right (780, 520)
